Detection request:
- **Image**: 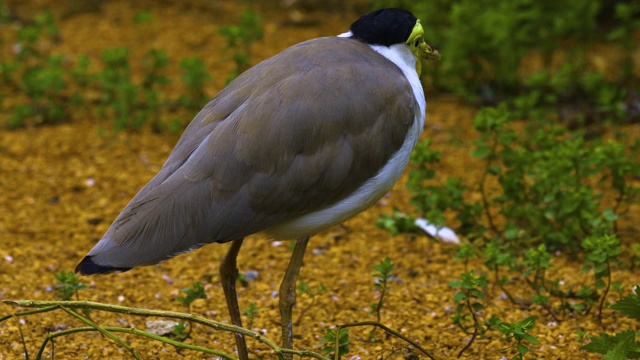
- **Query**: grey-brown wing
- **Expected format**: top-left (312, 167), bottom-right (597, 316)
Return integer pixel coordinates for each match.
top-left (84, 37), bottom-right (416, 269)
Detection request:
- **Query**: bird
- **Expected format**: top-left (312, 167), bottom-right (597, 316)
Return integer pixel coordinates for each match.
top-left (76, 8), bottom-right (439, 359)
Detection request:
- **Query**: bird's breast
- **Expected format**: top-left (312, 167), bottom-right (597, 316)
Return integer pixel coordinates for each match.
top-left (264, 112), bottom-right (423, 240)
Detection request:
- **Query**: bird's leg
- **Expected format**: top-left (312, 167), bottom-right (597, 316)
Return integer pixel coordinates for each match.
top-left (279, 236), bottom-right (310, 358)
top-left (219, 238), bottom-right (250, 360)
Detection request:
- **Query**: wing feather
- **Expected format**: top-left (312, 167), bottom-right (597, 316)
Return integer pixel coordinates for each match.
top-left (81, 37), bottom-right (417, 270)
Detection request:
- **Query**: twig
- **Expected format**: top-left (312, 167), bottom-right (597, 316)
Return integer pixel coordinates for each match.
top-left (457, 295), bottom-right (480, 358)
top-left (0, 305), bottom-right (59, 323)
top-left (2, 301), bottom-right (434, 360)
top-left (3, 300), bottom-right (325, 359)
top-left (457, 324), bottom-right (477, 358)
top-left (334, 325), bottom-right (342, 360)
top-left (597, 258), bottom-right (612, 324)
top-left (338, 321), bottom-right (437, 360)
top-left (494, 268), bottom-right (516, 304)
top-left (479, 136), bottom-right (501, 236)
top-left (522, 277), bottom-right (561, 323)
top-left (61, 306), bottom-right (141, 359)
top-left (13, 313), bottom-right (29, 360)
top-left (35, 326), bottom-right (236, 360)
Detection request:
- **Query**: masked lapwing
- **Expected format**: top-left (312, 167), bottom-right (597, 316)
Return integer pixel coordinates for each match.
top-left (76, 8), bottom-right (439, 359)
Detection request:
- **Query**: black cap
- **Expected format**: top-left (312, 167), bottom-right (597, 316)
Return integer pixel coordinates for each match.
top-left (349, 8), bottom-right (417, 47)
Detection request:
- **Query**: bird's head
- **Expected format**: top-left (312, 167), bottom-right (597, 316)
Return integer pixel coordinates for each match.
top-left (348, 8), bottom-right (440, 76)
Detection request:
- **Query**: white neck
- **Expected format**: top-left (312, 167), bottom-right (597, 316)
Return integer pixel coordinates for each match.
top-left (369, 43), bottom-right (426, 128)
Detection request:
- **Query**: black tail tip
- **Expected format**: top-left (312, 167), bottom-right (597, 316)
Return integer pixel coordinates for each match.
top-left (75, 256), bottom-right (132, 275)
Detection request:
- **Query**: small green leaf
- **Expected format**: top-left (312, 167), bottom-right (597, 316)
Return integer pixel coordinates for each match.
top-left (471, 302), bottom-right (485, 312)
top-left (517, 343), bottom-right (529, 355)
top-left (498, 322), bottom-right (512, 335)
top-left (611, 291), bottom-right (640, 321)
top-left (604, 341), bottom-right (628, 360)
top-left (453, 291), bottom-right (467, 304)
top-left (523, 333), bottom-right (540, 345)
top-left (520, 316), bottom-right (537, 330)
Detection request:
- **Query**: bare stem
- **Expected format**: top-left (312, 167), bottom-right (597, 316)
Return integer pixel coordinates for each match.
top-left (3, 299), bottom-right (323, 359)
top-left (2, 300), bottom-right (437, 360)
top-left (338, 321), bottom-right (436, 360)
top-left (479, 136), bottom-right (500, 235)
top-left (457, 296), bottom-right (480, 358)
top-left (36, 325), bottom-right (236, 360)
top-left (597, 259), bottom-right (612, 324)
top-left (61, 306), bottom-right (141, 359)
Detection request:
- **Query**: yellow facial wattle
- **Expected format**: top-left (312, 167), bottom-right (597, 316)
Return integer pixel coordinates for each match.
top-left (406, 19), bottom-right (441, 76)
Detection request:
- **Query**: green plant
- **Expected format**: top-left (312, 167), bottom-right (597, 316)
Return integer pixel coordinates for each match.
top-left (521, 244), bottom-right (553, 307)
top-left (631, 244), bottom-right (640, 270)
top-left (53, 271), bottom-right (87, 301)
top-left (516, 244), bottom-right (577, 322)
top-left (407, 138), bottom-right (441, 192)
top-left (375, 209), bottom-right (420, 236)
top-left (576, 329), bottom-right (588, 343)
top-left (379, 138), bottom-right (456, 236)
top-left (608, 2), bottom-right (640, 84)
top-left (0, 0), bottom-right (9, 23)
top-left (380, 65), bottom-right (637, 255)
top-left (19, 54), bottom-right (66, 123)
top-left (142, 49), bottom-right (170, 94)
top-left (512, 60), bottom-right (629, 126)
top-left (581, 285), bottom-right (640, 359)
top-left (581, 233), bottom-right (623, 321)
top-left (133, 10), bottom-right (153, 25)
top-left (497, 316), bottom-right (540, 360)
top-left (453, 243), bottom-right (478, 271)
top-left (483, 240), bottom-right (516, 301)
top-left (371, 257), bottom-right (395, 324)
top-left (97, 47), bottom-right (172, 131)
top-left (2, 11), bottom-right (71, 128)
top-left (218, 9), bottom-right (263, 83)
top-left (141, 48), bottom-right (172, 132)
top-left (472, 105), bottom-right (636, 253)
top-left (178, 56), bottom-right (211, 110)
top-left (69, 54), bottom-right (92, 104)
top-left (322, 328), bottom-right (350, 359)
top-left (449, 270), bottom-right (490, 357)
top-left (170, 321), bottom-right (189, 341)
top-left (242, 302), bottom-right (260, 329)
top-left (406, 139), bottom-right (482, 235)
top-left (95, 47), bottom-right (173, 131)
top-left (598, 141), bottom-right (640, 233)
top-left (173, 281), bottom-right (207, 341)
top-left (175, 281), bottom-right (207, 310)
top-left (97, 47), bottom-right (139, 130)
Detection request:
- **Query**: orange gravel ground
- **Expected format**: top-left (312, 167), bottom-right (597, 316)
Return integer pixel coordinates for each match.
top-left (1, 1), bottom-right (640, 359)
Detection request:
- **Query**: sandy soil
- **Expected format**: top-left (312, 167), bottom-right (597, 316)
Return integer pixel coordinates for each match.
top-left (1, 1), bottom-right (639, 359)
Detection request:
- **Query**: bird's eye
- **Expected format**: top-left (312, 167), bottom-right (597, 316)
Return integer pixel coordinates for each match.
top-left (414, 39), bottom-right (420, 47)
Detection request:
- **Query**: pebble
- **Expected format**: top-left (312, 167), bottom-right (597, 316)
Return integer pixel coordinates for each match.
top-left (244, 270), bottom-right (259, 281)
top-left (146, 320), bottom-right (180, 336)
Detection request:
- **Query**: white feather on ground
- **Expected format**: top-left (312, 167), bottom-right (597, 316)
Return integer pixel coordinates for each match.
top-left (415, 218), bottom-right (460, 244)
